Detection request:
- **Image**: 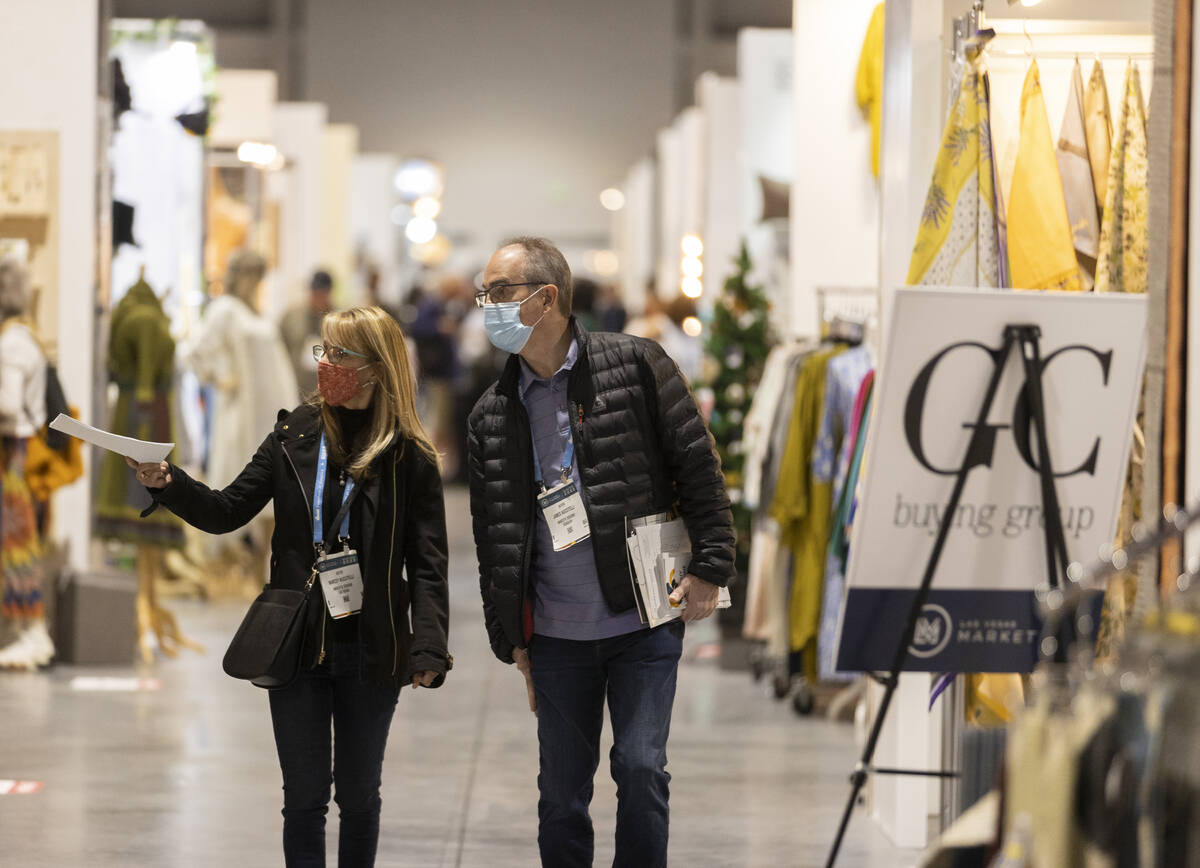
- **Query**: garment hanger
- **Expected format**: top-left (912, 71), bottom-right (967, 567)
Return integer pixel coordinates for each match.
top-left (1023, 19), bottom-right (1035, 60)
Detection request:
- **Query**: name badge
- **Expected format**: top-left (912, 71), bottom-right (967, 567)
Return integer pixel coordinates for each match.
top-left (538, 479), bottom-right (591, 552)
top-left (316, 548), bottom-right (364, 619)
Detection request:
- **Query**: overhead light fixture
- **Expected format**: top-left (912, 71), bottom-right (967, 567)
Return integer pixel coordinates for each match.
top-left (681, 257), bottom-right (703, 279)
top-left (600, 188), bottom-right (626, 211)
top-left (412, 196), bottom-right (442, 220)
top-left (681, 235), bottom-right (704, 258)
top-left (405, 216), bottom-right (438, 245)
top-left (394, 159), bottom-right (443, 200)
top-left (681, 277), bottom-right (703, 299)
top-left (237, 141), bottom-right (279, 167)
top-left (1006, 0), bottom-right (1042, 6)
top-left (682, 316), bottom-right (703, 337)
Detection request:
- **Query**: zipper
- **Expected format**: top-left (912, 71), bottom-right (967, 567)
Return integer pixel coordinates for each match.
top-left (514, 400), bottom-right (535, 636)
top-left (282, 441), bottom-right (325, 664)
top-left (388, 452), bottom-right (399, 677)
top-left (567, 401), bottom-right (599, 551)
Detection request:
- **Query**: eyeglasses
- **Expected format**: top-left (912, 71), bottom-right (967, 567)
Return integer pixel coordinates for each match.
top-left (474, 281), bottom-right (545, 308)
top-left (312, 344), bottom-right (373, 365)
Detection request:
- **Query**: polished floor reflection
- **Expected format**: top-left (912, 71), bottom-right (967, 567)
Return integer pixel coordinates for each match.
top-left (1, 488), bottom-right (914, 867)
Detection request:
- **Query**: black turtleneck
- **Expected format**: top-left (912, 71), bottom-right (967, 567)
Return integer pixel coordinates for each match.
top-left (322, 406), bottom-right (370, 644)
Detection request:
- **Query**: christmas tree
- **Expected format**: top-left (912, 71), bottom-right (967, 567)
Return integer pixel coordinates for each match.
top-left (702, 242), bottom-right (773, 578)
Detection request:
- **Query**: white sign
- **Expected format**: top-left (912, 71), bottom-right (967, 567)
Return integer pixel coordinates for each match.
top-left (836, 289), bottom-right (1147, 672)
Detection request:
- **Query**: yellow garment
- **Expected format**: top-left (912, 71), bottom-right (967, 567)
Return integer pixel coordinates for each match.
top-left (964, 673), bottom-right (1024, 726)
top-left (24, 409), bottom-right (84, 502)
top-left (855, 3), bottom-right (885, 178)
top-left (906, 52), bottom-right (1000, 287)
top-left (770, 348), bottom-right (842, 661)
top-left (1007, 61), bottom-right (1082, 292)
top-left (1095, 63), bottom-right (1149, 295)
top-left (1084, 61), bottom-right (1114, 215)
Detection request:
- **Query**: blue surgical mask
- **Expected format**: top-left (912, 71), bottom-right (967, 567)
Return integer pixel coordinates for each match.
top-left (483, 286), bottom-right (547, 353)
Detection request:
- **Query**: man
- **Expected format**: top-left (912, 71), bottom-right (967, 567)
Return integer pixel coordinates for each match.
top-left (467, 237), bottom-right (734, 868)
top-left (279, 269), bottom-right (334, 395)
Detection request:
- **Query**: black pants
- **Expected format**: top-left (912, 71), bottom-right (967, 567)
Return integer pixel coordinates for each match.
top-left (268, 640), bottom-right (401, 867)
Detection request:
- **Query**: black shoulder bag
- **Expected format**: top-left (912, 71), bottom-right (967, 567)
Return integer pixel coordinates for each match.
top-left (222, 486), bottom-right (359, 689)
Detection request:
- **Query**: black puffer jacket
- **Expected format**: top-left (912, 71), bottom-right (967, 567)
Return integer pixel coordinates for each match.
top-left (146, 404), bottom-right (452, 688)
top-left (467, 319), bottom-right (735, 663)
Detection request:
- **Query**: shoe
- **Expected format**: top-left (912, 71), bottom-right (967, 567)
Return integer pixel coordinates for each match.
top-left (22, 621), bottom-right (54, 668)
top-left (0, 633), bottom-right (37, 671)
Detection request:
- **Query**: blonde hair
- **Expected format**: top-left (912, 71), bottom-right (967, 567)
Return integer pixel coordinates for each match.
top-left (315, 306), bottom-right (437, 477)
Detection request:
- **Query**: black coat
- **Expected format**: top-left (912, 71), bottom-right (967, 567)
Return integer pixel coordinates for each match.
top-left (147, 404), bottom-right (451, 688)
top-left (467, 319), bottom-right (735, 664)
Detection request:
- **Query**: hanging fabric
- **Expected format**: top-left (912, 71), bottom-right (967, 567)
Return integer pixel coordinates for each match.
top-left (1095, 62), bottom-right (1149, 295)
top-left (1008, 61), bottom-right (1082, 292)
top-left (855, 2), bottom-right (886, 179)
top-left (906, 49), bottom-right (1002, 287)
top-left (1056, 59), bottom-right (1100, 291)
top-left (1084, 60), bottom-right (1114, 217)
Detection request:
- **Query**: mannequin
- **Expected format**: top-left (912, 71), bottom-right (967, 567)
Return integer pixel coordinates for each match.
top-left (0, 259), bottom-right (54, 669)
top-left (180, 249), bottom-right (298, 592)
top-left (95, 267), bottom-right (202, 662)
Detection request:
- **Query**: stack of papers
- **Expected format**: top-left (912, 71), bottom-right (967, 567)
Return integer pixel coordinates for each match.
top-left (626, 513), bottom-right (731, 628)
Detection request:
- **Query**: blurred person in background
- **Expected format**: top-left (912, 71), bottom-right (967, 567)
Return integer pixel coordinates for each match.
top-left (181, 250), bottom-right (299, 580)
top-left (624, 286), bottom-right (702, 383)
top-left (569, 277), bottom-right (598, 331)
top-left (0, 259), bottom-right (53, 669)
top-left (596, 283), bottom-right (628, 333)
top-left (281, 269), bottom-right (334, 396)
top-left (409, 273), bottom-right (470, 478)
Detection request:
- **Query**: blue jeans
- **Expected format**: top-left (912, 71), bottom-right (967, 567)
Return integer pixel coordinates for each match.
top-left (268, 640), bottom-right (401, 868)
top-left (529, 621), bottom-right (684, 868)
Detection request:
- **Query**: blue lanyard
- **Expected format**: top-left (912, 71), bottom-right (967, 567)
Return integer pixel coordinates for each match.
top-left (314, 432), bottom-right (353, 550)
top-left (520, 395), bottom-right (575, 490)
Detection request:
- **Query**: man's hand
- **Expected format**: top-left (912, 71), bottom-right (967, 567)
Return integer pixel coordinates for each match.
top-left (667, 574), bottom-right (719, 622)
top-left (410, 671), bottom-right (438, 689)
top-left (126, 457), bottom-right (172, 489)
top-left (512, 647), bottom-right (537, 714)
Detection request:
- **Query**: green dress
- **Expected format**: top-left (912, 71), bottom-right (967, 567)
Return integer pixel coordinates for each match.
top-left (94, 280), bottom-right (183, 547)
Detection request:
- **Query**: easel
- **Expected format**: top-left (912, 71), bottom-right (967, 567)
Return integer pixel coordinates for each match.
top-left (825, 324), bottom-right (1071, 867)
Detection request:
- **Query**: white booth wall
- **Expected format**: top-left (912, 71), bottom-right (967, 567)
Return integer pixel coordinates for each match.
top-left (738, 28), bottom-right (796, 333)
top-left (321, 123), bottom-right (358, 305)
top-left (698, 73), bottom-right (742, 314)
top-left (656, 107), bottom-right (705, 305)
top-left (616, 157), bottom-right (656, 315)
top-left (0, 0), bottom-right (98, 572)
top-left (350, 153), bottom-right (399, 308)
top-left (272, 102), bottom-right (328, 323)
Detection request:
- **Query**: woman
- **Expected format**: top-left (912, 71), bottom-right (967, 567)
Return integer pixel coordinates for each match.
top-left (129, 306), bottom-right (451, 867)
top-left (0, 259), bottom-right (53, 670)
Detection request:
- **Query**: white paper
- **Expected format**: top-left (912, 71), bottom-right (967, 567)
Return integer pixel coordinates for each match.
top-left (49, 413), bottom-right (173, 464)
top-left (626, 515), bottom-right (731, 628)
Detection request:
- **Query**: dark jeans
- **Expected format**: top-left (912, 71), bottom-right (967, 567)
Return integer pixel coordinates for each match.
top-left (268, 640), bottom-right (401, 868)
top-left (529, 621), bottom-right (684, 868)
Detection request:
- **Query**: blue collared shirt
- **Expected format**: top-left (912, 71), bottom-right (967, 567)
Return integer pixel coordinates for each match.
top-left (520, 339), bottom-right (644, 640)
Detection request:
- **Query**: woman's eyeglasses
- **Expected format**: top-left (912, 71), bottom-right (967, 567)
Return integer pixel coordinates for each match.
top-left (312, 344), bottom-right (373, 365)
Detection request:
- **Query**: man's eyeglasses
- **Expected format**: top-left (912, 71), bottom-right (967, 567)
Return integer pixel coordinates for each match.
top-left (474, 281), bottom-right (545, 308)
top-left (312, 344), bottom-right (373, 365)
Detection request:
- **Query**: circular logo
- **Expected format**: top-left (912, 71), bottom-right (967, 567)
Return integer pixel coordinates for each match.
top-left (908, 603), bottom-right (952, 658)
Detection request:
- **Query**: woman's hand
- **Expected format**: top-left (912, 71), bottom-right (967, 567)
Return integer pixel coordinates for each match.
top-left (126, 456), bottom-right (172, 489)
top-left (411, 671), bottom-right (438, 689)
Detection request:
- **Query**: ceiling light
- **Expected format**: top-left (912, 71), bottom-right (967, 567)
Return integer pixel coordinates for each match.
top-left (681, 277), bottom-right (703, 298)
top-left (405, 216), bottom-right (438, 245)
top-left (682, 316), bottom-right (703, 337)
top-left (600, 188), bottom-right (626, 211)
top-left (394, 159), bottom-right (443, 200)
top-left (681, 257), bottom-right (703, 279)
top-left (236, 141), bottom-right (278, 167)
top-left (412, 196), bottom-right (442, 220)
top-left (681, 235), bottom-right (704, 258)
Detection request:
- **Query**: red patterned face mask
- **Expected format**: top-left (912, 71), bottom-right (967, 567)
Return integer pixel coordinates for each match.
top-left (317, 360), bottom-right (368, 406)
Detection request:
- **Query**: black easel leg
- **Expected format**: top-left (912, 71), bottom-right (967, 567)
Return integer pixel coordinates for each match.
top-left (824, 330), bottom-right (1018, 868)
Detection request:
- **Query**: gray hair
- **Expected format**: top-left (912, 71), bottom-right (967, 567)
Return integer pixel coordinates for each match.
top-left (0, 258), bottom-right (30, 319)
top-left (500, 236), bottom-right (573, 316)
top-left (226, 249), bottom-right (267, 305)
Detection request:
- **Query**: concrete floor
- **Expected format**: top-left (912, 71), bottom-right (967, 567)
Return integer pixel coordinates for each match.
top-left (0, 488), bottom-right (917, 867)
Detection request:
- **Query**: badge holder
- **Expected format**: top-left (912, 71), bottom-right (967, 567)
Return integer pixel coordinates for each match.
top-left (313, 433), bottom-right (364, 620)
